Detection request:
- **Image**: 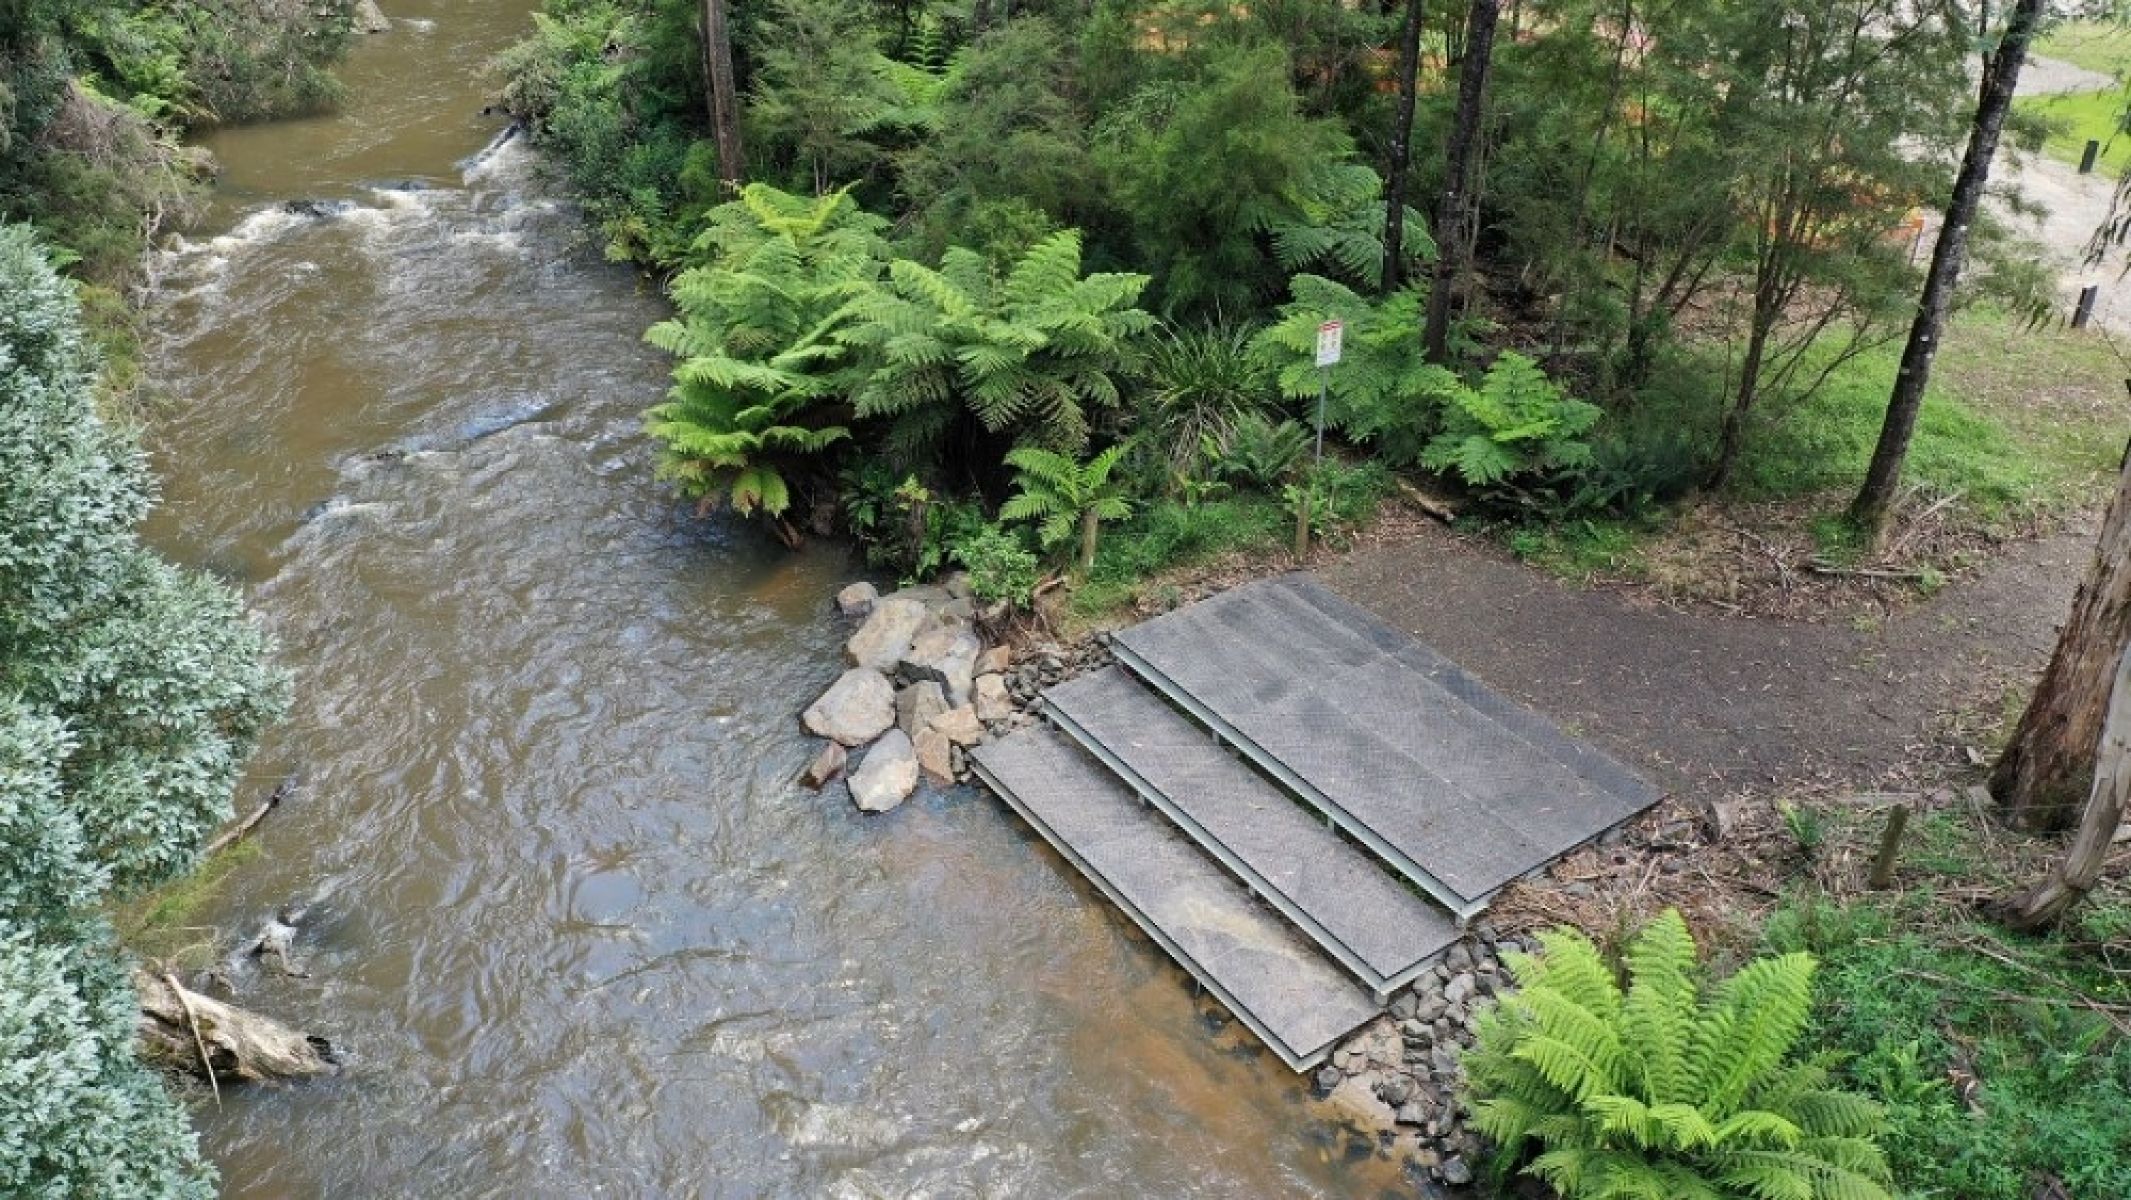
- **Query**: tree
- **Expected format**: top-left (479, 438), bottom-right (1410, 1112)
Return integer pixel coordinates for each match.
top-left (701, 0), bottom-right (745, 187)
top-left (1851, 0), bottom-right (2045, 537)
top-left (747, 0), bottom-right (905, 195)
top-left (643, 185), bottom-right (888, 541)
top-left (1992, 440), bottom-right (2131, 830)
top-left (1380, 0), bottom-right (1426, 293)
top-left (1422, 0), bottom-right (1500, 363)
top-left (0, 224), bottom-right (286, 1196)
top-left (1995, 641), bottom-right (2131, 931)
top-left (999, 444), bottom-right (1134, 574)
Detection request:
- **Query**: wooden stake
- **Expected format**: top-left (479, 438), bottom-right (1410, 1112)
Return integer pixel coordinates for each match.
top-left (1869, 803), bottom-right (1910, 889)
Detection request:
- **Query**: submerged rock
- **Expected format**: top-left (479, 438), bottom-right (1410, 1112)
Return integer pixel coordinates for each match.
top-left (802, 668), bottom-right (895, 747)
top-left (846, 598), bottom-right (928, 672)
top-left (848, 730), bottom-right (918, 813)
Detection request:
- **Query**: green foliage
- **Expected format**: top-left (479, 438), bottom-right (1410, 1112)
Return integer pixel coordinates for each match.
top-left (1251, 274), bottom-right (1459, 466)
top-left (842, 228), bottom-right (1154, 458)
top-left (746, 0), bottom-right (908, 193)
top-left (1465, 909), bottom-right (1893, 1200)
top-left (0, 226), bottom-right (287, 1196)
top-left (644, 185), bottom-right (888, 518)
top-left (1262, 161), bottom-right (1433, 294)
top-left (951, 522), bottom-right (1041, 608)
top-left (1766, 900), bottom-right (2131, 1199)
top-left (1421, 352), bottom-right (1602, 490)
top-left (1072, 493), bottom-right (1289, 616)
top-left (1135, 322), bottom-right (1274, 475)
top-left (1207, 410), bottom-right (1310, 490)
top-left (999, 443), bottom-right (1134, 572)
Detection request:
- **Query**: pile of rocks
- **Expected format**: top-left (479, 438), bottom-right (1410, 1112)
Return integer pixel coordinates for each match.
top-left (1314, 928), bottom-right (1533, 1188)
top-left (798, 576), bottom-right (1021, 812)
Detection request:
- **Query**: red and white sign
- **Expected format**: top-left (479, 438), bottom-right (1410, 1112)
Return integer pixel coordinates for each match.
top-left (1315, 319), bottom-right (1344, 368)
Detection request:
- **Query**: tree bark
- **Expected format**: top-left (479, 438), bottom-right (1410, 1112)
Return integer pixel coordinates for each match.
top-left (1851, 0), bottom-right (2042, 536)
top-left (1993, 438), bottom-right (2131, 829)
top-left (135, 972), bottom-right (340, 1084)
top-left (1421, 0), bottom-right (1500, 362)
top-left (1381, 0), bottom-right (1425, 293)
top-left (973, 0), bottom-right (994, 32)
top-left (1994, 640), bottom-right (2131, 931)
top-left (701, 0), bottom-right (745, 188)
top-left (1079, 507), bottom-right (1099, 576)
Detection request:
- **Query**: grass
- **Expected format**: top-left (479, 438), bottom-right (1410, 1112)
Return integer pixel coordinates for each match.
top-left (2036, 18), bottom-right (2131, 77)
top-left (110, 839), bottom-right (263, 966)
top-left (2014, 86), bottom-right (2131, 173)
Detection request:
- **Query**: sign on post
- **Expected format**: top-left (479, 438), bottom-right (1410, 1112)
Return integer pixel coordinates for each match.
top-left (1315, 319), bottom-right (1344, 367)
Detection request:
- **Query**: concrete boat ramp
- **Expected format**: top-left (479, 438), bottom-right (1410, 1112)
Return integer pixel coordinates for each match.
top-left (971, 575), bottom-right (1658, 1071)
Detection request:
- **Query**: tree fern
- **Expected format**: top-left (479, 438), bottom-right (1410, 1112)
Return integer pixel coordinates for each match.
top-left (1420, 352), bottom-right (1603, 489)
top-left (1464, 910), bottom-right (1894, 1200)
top-left (999, 444), bottom-right (1133, 574)
top-left (1249, 274), bottom-right (1464, 466)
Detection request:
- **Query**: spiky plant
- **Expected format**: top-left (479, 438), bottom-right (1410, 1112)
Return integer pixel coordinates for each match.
top-left (839, 229), bottom-right (1154, 461)
top-left (1138, 323), bottom-right (1273, 476)
top-left (1206, 410), bottom-right (1311, 490)
top-left (997, 444), bottom-right (1133, 575)
top-left (644, 185), bottom-right (886, 540)
top-left (1463, 909), bottom-right (1894, 1200)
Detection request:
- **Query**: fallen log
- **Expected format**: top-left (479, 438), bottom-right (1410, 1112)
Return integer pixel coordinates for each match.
top-left (134, 971), bottom-right (340, 1084)
top-left (203, 772), bottom-right (301, 859)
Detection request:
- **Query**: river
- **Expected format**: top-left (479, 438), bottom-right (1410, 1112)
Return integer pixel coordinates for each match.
top-left (141, 3), bottom-right (1406, 1195)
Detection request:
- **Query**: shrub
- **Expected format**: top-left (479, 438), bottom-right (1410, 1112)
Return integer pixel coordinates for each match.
top-left (952, 523), bottom-right (1042, 609)
top-left (1464, 909), bottom-right (1894, 1200)
top-left (1135, 323), bottom-right (1273, 475)
top-left (1207, 410), bottom-right (1311, 490)
top-left (1421, 352), bottom-right (1602, 493)
top-left (998, 444), bottom-right (1134, 574)
top-left (1251, 274), bottom-right (1462, 466)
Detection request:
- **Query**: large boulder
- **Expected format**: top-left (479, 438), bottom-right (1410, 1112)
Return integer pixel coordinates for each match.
top-left (354, 0), bottom-right (391, 33)
top-left (801, 669), bottom-right (895, 746)
top-left (845, 598), bottom-right (929, 672)
top-left (848, 730), bottom-right (919, 813)
top-left (895, 680), bottom-right (949, 738)
top-left (900, 622), bottom-right (982, 705)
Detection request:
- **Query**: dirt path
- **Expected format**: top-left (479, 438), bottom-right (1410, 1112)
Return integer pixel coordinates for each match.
top-left (2000, 56), bottom-right (2131, 332)
top-left (1316, 522), bottom-right (2092, 797)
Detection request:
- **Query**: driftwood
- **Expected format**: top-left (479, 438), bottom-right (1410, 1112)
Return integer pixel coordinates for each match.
top-left (1396, 479), bottom-right (1459, 524)
top-left (135, 971), bottom-right (339, 1084)
top-left (203, 772), bottom-right (301, 858)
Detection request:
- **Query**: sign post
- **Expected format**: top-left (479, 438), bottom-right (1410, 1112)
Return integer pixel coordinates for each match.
top-left (1300, 320), bottom-right (1343, 560)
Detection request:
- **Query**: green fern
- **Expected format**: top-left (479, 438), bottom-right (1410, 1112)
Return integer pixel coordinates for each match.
top-left (998, 444), bottom-right (1133, 575)
top-left (1207, 410), bottom-right (1311, 489)
top-left (1420, 352), bottom-right (1602, 489)
top-left (645, 184), bottom-right (886, 525)
top-left (1464, 910), bottom-right (1894, 1200)
top-left (1249, 274), bottom-right (1465, 466)
top-left (1260, 161), bottom-right (1435, 292)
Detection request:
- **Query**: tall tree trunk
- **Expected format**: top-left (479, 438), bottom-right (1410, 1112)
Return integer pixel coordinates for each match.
top-left (1381, 0), bottom-right (1425, 293)
top-left (1850, 0), bottom-right (2042, 536)
top-left (1421, 0), bottom-right (1500, 362)
top-left (1993, 439), bottom-right (2131, 829)
top-left (973, 0), bottom-right (994, 32)
top-left (702, 0), bottom-right (745, 188)
top-left (1707, 293), bottom-right (1777, 491)
top-left (1994, 640), bottom-right (2131, 931)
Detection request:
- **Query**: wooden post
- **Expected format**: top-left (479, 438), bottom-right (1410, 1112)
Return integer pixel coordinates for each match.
top-left (1869, 803), bottom-right (1909, 889)
top-left (1294, 493), bottom-right (1311, 561)
top-left (2082, 139), bottom-right (2102, 174)
top-left (2074, 285), bottom-right (2100, 330)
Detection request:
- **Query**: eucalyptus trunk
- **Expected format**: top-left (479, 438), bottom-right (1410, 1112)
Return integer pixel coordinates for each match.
top-left (1993, 439), bottom-right (2131, 830)
top-left (1995, 641), bottom-right (2131, 931)
top-left (701, 0), bottom-right (745, 187)
top-left (1851, 0), bottom-right (2042, 536)
top-left (1422, 0), bottom-right (1500, 362)
top-left (1381, 0), bottom-right (1425, 293)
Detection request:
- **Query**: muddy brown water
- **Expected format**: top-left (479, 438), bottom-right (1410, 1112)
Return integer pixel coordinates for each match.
top-left (140, 3), bottom-right (1409, 1195)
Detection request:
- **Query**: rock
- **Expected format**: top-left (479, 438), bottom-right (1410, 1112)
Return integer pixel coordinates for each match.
top-left (802, 669), bottom-right (896, 746)
top-left (976, 645), bottom-right (1011, 675)
top-left (836, 581), bottom-right (879, 618)
top-left (1374, 1076), bottom-right (1413, 1106)
top-left (1443, 972), bottom-right (1476, 1006)
top-left (1314, 1065), bottom-right (1341, 1094)
top-left (1440, 1156), bottom-right (1474, 1187)
top-left (895, 681), bottom-right (950, 738)
top-left (1445, 1001), bottom-right (1469, 1027)
top-left (937, 597), bottom-right (976, 623)
top-left (901, 623), bottom-right (982, 704)
top-left (799, 742), bottom-right (846, 789)
top-left (973, 673), bottom-right (1014, 722)
top-left (913, 728), bottom-right (955, 785)
top-left (930, 705), bottom-right (985, 748)
top-left (1389, 992), bottom-right (1418, 1021)
top-left (1394, 1100), bottom-right (1429, 1127)
top-left (353, 0), bottom-right (390, 33)
top-left (1445, 943), bottom-right (1474, 973)
top-left (944, 571), bottom-right (973, 600)
top-left (1414, 994), bottom-right (1447, 1024)
top-left (848, 730), bottom-right (919, 813)
top-left (846, 598), bottom-right (929, 671)
top-left (883, 583), bottom-right (952, 607)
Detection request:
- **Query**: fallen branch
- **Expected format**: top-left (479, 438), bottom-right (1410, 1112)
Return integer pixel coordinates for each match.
top-left (1396, 479), bottom-right (1459, 524)
top-left (135, 970), bottom-right (339, 1084)
top-left (1806, 561), bottom-right (1934, 582)
top-left (203, 772), bottom-right (301, 858)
